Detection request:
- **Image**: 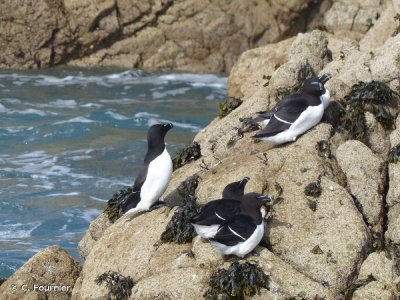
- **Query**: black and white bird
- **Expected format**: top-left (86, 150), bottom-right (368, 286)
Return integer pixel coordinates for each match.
top-left (253, 73), bottom-right (332, 145)
top-left (119, 123), bottom-right (173, 216)
top-left (209, 193), bottom-right (272, 258)
top-left (190, 177), bottom-right (250, 238)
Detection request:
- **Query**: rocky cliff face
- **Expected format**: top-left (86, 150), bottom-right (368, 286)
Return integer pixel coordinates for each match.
top-left (2, 0), bottom-right (400, 299)
top-left (0, 0), bottom-right (328, 73)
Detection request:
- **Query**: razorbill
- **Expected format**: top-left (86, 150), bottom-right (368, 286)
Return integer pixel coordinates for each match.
top-left (253, 73), bottom-right (332, 145)
top-left (119, 123), bottom-right (173, 216)
top-left (209, 193), bottom-right (272, 258)
top-left (190, 177), bottom-right (251, 238)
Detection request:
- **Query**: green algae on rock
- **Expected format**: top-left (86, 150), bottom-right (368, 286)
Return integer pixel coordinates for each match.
top-left (219, 97), bottom-right (243, 118)
top-left (205, 261), bottom-right (270, 299)
top-left (340, 81), bottom-right (399, 142)
top-left (388, 144), bottom-right (400, 163)
top-left (104, 187), bottom-right (134, 223)
top-left (95, 271), bottom-right (135, 300)
top-left (161, 175), bottom-right (200, 244)
top-left (172, 142), bottom-right (201, 171)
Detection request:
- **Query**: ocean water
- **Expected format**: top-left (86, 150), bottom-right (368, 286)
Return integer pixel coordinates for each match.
top-left (0, 67), bottom-right (227, 277)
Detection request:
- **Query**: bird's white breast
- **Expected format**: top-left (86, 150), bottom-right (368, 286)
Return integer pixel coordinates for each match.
top-left (138, 148), bottom-right (172, 210)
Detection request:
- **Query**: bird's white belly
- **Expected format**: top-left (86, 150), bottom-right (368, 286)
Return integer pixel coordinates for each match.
top-left (264, 104), bottom-right (324, 145)
top-left (211, 223), bottom-right (264, 258)
top-left (137, 148), bottom-right (172, 211)
top-left (192, 224), bottom-right (220, 238)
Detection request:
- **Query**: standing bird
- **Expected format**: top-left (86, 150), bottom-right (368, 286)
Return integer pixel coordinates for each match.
top-left (209, 193), bottom-right (272, 258)
top-left (253, 73), bottom-right (332, 145)
top-left (119, 123), bottom-right (173, 216)
top-left (190, 177), bottom-right (251, 238)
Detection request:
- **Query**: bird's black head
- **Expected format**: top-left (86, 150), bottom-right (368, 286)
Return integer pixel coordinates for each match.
top-left (242, 192), bottom-right (273, 210)
top-left (147, 123), bottom-right (173, 148)
top-left (222, 177), bottom-right (250, 200)
top-left (302, 73), bottom-right (332, 97)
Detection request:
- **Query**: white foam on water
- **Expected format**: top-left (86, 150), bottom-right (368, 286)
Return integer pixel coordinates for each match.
top-left (81, 208), bottom-right (101, 223)
top-left (100, 98), bottom-right (139, 105)
top-left (0, 103), bottom-right (7, 112)
top-left (68, 155), bottom-right (92, 161)
top-left (151, 87), bottom-right (191, 99)
top-left (156, 73), bottom-right (227, 89)
top-left (49, 99), bottom-right (77, 108)
top-left (105, 110), bottom-right (130, 120)
top-left (46, 192), bottom-right (80, 197)
top-left (90, 196), bottom-right (107, 202)
top-left (0, 222), bottom-right (42, 240)
top-left (80, 103), bottom-right (103, 108)
top-left (53, 116), bottom-right (97, 125)
top-left (11, 109), bottom-right (47, 116)
top-left (134, 112), bottom-right (160, 118)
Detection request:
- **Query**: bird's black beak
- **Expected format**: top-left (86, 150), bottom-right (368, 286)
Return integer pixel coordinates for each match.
top-left (164, 123), bottom-right (174, 130)
top-left (240, 177), bottom-right (250, 185)
top-left (318, 73), bottom-right (332, 84)
top-left (257, 195), bottom-right (274, 206)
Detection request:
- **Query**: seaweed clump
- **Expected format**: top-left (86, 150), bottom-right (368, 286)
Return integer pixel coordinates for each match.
top-left (205, 261), bottom-right (270, 300)
top-left (340, 81), bottom-right (398, 143)
top-left (219, 97), bottom-right (243, 118)
top-left (304, 178), bottom-right (322, 198)
top-left (160, 175), bottom-right (200, 244)
top-left (316, 140), bottom-right (332, 158)
top-left (95, 271), bottom-right (135, 300)
top-left (104, 187), bottom-right (135, 223)
top-left (388, 144), bottom-right (400, 163)
top-left (172, 142), bottom-right (201, 170)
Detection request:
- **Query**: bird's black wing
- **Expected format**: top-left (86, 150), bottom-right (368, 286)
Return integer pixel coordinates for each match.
top-left (190, 199), bottom-right (240, 225)
top-left (255, 93), bottom-right (304, 121)
top-left (119, 165), bottom-right (148, 214)
top-left (253, 95), bottom-right (309, 138)
top-left (210, 214), bottom-right (256, 246)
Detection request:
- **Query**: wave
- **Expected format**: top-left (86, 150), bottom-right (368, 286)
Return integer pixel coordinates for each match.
top-left (53, 116), bottom-right (97, 125)
top-left (0, 221), bottom-right (42, 240)
top-left (105, 111), bottom-right (130, 120)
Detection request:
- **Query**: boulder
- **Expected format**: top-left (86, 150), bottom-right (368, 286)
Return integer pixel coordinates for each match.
top-left (0, 0), bottom-right (328, 73)
top-left (336, 140), bottom-right (385, 227)
top-left (0, 246), bottom-right (81, 300)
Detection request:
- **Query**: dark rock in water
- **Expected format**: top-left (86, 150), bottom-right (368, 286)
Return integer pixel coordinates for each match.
top-left (219, 97), bottom-right (242, 118)
top-left (340, 81), bottom-right (399, 142)
top-left (205, 261), bottom-right (270, 299)
top-left (104, 187), bottom-right (134, 223)
top-left (172, 142), bottom-right (201, 170)
top-left (95, 271), bottom-right (135, 300)
top-left (388, 144), bottom-right (400, 163)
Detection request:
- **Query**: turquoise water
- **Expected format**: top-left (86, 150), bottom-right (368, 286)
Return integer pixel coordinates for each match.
top-left (0, 68), bottom-right (227, 277)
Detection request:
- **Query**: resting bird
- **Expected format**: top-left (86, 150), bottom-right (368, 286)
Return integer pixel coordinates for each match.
top-left (190, 177), bottom-right (251, 238)
top-left (209, 193), bottom-right (272, 257)
top-left (253, 73), bottom-right (332, 144)
top-left (119, 123), bottom-right (173, 216)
